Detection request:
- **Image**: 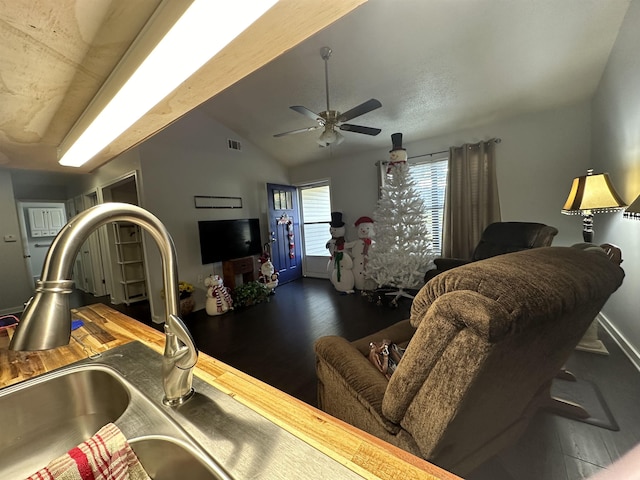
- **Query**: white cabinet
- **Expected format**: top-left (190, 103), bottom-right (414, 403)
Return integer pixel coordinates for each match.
top-left (28, 207), bottom-right (65, 237)
top-left (114, 223), bottom-right (147, 304)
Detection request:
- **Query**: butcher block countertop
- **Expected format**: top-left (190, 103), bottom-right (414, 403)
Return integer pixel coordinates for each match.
top-left (0, 303), bottom-right (459, 480)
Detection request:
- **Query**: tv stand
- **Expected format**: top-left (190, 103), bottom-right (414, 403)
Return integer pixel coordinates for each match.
top-left (222, 256), bottom-right (257, 290)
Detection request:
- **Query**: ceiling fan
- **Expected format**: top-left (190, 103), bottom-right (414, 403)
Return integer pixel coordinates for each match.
top-left (273, 46), bottom-right (382, 147)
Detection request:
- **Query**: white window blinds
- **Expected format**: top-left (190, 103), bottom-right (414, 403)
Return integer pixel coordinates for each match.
top-left (300, 184), bottom-right (332, 256)
top-left (408, 158), bottom-right (448, 255)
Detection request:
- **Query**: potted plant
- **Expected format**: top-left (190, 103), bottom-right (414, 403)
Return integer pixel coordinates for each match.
top-left (162, 281), bottom-right (195, 317)
top-left (231, 281), bottom-right (270, 309)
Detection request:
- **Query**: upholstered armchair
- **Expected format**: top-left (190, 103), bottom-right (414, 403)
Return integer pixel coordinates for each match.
top-left (424, 221), bottom-right (558, 283)
top-left (315, 247), bottom-right (624, 476)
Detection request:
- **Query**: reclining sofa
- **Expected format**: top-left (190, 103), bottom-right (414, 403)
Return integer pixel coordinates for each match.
top-left (315, 246), bottom-right (624, 475)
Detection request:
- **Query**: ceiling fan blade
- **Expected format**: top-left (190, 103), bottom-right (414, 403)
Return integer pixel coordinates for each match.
top-left (338, 99), bottom-right (382, 122)
top-left (273, 125), bottom-right (321, 137)
top-left (290, 106), bottom-right (323, 123)
top-left (339, 124), bottom-right (382, 136)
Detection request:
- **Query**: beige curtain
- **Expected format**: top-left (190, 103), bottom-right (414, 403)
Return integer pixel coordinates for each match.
top-left (442, 139), bottom-right (501, 258)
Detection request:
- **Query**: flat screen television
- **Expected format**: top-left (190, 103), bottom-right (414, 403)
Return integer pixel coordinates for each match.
top-left (198, 218), bottom-right (262, 264)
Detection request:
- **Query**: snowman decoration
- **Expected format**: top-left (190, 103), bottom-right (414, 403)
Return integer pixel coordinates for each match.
top-left (387, 132), bottom-right (408, 170)
top-left (204, 274), bottom-right (233, 316)
top-left (326, 212), bottom-right (355, 293)
top-left (325, 211), bottom-right (343, 270)
top-left (345, 216), bottom-right (375, 291)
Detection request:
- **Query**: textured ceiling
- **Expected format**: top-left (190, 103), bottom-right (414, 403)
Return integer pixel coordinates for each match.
top-left (199, 0), bottom-right (632, 167)
top-left (0, 0), bottom-right (632, 172)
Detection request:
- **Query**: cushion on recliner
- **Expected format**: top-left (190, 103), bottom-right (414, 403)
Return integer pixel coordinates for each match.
top-left (412, 246), bottom-right (622, 331)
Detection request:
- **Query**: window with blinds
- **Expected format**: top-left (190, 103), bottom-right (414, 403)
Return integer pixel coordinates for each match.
top-left (408, 158), bottom-right (448, 255)
top-left (300, 184), bottom-right (332, 256)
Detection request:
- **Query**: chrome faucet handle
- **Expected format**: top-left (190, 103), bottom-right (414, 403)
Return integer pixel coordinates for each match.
top-left (162, 313), bottom-right (198, 406)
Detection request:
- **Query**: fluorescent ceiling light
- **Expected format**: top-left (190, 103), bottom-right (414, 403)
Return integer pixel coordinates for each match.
top-left (59, 0), bottom-right (277, 167)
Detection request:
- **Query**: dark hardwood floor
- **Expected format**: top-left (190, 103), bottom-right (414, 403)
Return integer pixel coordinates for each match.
top-left (69, 278), bottom-right (640, 479)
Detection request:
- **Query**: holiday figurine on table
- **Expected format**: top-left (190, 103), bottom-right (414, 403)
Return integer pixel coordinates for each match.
top-left (326, 211), bottom-right (355, 293)
top-left (345, 216), bottom-right (375, 291)
top-left (204, 274), bottom-right (233, 316)
top-left (258, 251), bottom-right (279, 293)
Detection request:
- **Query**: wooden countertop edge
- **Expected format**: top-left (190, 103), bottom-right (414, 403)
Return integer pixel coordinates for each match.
top-left (1, 304), bottom-right (459, 480)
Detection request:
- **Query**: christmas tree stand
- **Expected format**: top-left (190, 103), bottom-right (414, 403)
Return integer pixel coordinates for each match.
top-left (385, 288), bottom-right (415, 306)
top-left (366, 287), bottom-right (415, 307)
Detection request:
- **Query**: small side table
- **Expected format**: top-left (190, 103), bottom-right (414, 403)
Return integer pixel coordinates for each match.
top-left (222, 256), bottom-right (257, 290)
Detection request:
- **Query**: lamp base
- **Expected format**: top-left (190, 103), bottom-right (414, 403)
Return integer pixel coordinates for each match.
top-left (582, 215), bottom-right (594, 243)
top-left (575, 319), bottom-right (609, 355)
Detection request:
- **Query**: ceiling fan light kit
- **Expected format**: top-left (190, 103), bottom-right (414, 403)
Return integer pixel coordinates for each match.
top-left (274, 46), bottom-right (382, 146)
top-left (317, 127), bottom-right (344, 147)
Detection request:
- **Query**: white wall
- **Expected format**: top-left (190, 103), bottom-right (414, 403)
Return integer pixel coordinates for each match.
top-left (290, 101), bottom-right (592, 246)
top-left (137, 109), bottom-right (289, 321)
top-left (591, 0), bottom-right (640, 367)
top-left (0, 169), bottom-right (33, 314)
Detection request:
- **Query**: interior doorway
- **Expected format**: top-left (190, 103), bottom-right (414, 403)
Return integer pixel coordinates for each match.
top-left (80, 190), bottom-right (108, 297)
top-left (101, 172), bottom-right (147, 305)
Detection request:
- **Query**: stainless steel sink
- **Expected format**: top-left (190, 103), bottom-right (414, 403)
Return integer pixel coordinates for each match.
top-left (0, 367), bottom-right (130, 479)
top-left (131, 436), bottom-right (227, 480)
top-left (0, 360), bottom-right (229, 480)
top-left (0, 342), bottom-right (364, 479)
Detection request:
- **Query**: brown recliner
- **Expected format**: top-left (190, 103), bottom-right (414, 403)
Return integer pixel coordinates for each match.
top-left (424, 221), bottom-right (558, 283)
top-left (315, 247), bottom-right (624, 476)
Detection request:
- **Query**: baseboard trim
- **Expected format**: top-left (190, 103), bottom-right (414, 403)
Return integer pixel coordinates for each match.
top-left (597, 312), bottom-right (640, 373)
top-left (0, 306), bottom-right (23, 316)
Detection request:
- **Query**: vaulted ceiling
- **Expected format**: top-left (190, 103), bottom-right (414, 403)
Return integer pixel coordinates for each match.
top-left (0, 0), bottom-right (631, 173)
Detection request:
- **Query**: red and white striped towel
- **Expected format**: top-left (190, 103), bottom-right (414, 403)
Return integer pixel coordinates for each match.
top-left (25, 423), bottom-right (150, 480)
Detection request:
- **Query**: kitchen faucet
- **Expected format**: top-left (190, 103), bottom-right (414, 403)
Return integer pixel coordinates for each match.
top-left (10, 203), bottom-right (198, 406)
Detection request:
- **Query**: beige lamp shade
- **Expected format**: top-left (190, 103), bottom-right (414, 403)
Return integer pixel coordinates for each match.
top-left (562, 171), bottom-right (627, 215)
top-left (624, 194), bottom-right (640, 220)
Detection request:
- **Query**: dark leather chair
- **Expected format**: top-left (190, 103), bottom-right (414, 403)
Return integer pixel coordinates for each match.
top-left (424, 222), bottom-right (558, 283)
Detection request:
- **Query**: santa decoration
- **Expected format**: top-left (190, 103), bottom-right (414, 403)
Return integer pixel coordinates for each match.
top-left (258, 251), bottom-right (279, 293)
top-left (346, 216), bottom-right (375, 291)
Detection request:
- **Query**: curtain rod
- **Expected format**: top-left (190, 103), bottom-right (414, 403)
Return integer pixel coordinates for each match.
top-left (376, 138), bottom-right (501, 165)
top-left (408, 149), bottom-right (448, 161)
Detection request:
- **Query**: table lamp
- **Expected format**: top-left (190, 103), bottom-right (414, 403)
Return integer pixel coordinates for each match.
top-left (562, 169), bottom-right (627, 242)
top-left (624, 194), bottom-right (640, 220)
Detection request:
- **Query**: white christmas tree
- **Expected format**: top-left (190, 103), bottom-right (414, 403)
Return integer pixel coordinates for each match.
top-left (366, 147), bottom-right (434, 298)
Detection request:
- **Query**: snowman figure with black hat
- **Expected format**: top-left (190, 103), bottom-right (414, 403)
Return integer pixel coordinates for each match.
top-left (388, 132), bottom-right (408, 170)
top-left (326, 211), bottom-right (355, 293)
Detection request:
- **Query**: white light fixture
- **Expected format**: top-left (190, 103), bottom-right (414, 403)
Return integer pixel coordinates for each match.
top-left (317, 126), bottom-right (344, 147)
top-left (59, 0), bottom-right (277, 167)
top-left (317, 128), bottom-right (337, 145)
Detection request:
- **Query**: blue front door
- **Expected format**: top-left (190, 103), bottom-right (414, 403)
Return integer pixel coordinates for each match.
top-left (267, 183), bottom-right (302, 285)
